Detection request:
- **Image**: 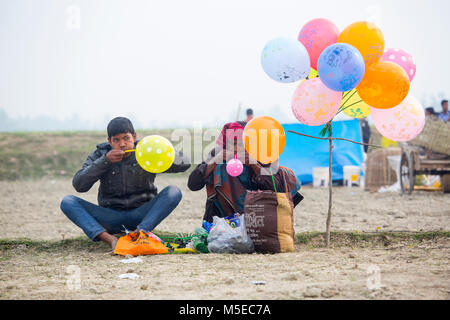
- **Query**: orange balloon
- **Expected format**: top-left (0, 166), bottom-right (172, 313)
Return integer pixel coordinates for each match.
top-left (243, 116), bottom-right (286, 164)
top-left (338, 21), bottom-right (385, 65)
top-left (357, 61), bottom-right (410, 109)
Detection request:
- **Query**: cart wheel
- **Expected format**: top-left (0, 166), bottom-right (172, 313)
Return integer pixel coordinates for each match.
top-left (442, 175), bottom-right (450, 194)
top-left (400, 151), bottom-right (415, 195)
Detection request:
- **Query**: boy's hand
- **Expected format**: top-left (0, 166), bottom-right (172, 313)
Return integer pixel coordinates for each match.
top-left (106, 149), bottom-right (125, 163)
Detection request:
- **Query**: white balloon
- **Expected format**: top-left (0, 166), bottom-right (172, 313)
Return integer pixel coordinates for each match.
top-left (261, 37), bottom-right (311, 83)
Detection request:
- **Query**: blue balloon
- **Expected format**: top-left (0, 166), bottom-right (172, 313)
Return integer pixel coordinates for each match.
top-left (261, 38), bottom-right (310, 83)
top-left (317, 43), bottom-right (365, 92)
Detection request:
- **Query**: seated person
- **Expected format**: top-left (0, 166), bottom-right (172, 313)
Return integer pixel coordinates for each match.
top-left (188, 121), bottom-right (303, 224)
top-left (60, 117), bottom-right (191, 250)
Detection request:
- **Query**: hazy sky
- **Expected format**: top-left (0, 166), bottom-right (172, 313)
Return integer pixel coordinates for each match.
top-left (0, 0), bottom-right (449, 129)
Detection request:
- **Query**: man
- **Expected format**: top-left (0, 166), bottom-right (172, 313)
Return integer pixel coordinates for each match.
top-left (245, 108), bottom-right (254, 122)
top-left (439, 100), bottom-right (449, 122)
top-left (60, 117), bottom-right (191, 250)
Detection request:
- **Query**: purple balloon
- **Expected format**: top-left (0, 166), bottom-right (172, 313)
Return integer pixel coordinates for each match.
top-left (317, 43), bottom-right (365, 92)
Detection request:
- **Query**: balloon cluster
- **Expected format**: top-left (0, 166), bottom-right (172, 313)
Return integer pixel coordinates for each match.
top-left (261, 19), bottom-right (424, 142)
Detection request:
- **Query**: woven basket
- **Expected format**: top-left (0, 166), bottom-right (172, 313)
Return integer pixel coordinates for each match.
top-left (365, 148), bottom-right (402, 192)
top-left (409, 118), bottom-right (450, 156)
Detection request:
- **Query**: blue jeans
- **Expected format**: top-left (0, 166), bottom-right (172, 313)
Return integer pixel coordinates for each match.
top-left (60, 186), bottom-right (182, 241)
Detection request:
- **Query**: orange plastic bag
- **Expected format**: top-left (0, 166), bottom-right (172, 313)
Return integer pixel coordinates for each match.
top-left (114, 230), bottom-right (169, 256)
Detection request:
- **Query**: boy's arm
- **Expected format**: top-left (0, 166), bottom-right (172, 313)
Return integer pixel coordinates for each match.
top-left (165, 150), bottom-right (191, 173)
top-left (72, 150), bottom-right (111, 193)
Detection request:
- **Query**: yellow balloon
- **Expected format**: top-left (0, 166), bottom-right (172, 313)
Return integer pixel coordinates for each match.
top-left (135, 135), bottom-right (175, 173)
top-left (299, 68), bottom-right (319, 85)
top-left (341, 89), bottom-right (371, 119)
top-left (306, 68), bottom-right (319, 79)
top-left (381, 136), bottom-right (398, 149)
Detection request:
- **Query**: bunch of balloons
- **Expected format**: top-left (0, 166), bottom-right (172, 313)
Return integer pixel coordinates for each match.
top-left (261, 18), bottom-right (424, 142)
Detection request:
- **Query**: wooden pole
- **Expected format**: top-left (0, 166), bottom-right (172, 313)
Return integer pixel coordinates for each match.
top-left (325, 135), bottom-right (333, 247)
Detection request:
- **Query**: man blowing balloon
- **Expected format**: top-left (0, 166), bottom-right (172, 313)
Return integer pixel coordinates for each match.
top-left (60, 117), bottom-right (191, 251)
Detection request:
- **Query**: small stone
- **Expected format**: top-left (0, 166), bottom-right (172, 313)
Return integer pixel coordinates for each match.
top-left (349, 254), bottom-right (356, 259)
top-left (225, 279), bottom-right (234, 285)
top-left (140, 285), bottom-right (149, 290)
top-left (127, 269), bottom-right (134, 273)
top-left (89, 288), bottom-right (100, 294)
top-left (304, 286), bottom-right (321, 298)
top-left (283, 274), bottom-right (298, 281)
top-left (321, 288), bottom-right (338, 298)
top-left (394, 212), bottom-right (407, 219)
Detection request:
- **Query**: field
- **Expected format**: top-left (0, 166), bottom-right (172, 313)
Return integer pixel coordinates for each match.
top-left (0, 131), bottom-right (449, 300)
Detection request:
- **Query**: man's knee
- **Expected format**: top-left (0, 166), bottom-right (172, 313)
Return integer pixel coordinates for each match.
top-left (60, 195), bottom-right (77, 212)
top-left (165, 186), bottom-right (182, 204)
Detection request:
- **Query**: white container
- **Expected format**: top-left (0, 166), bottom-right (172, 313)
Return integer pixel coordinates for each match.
top-left (313, 167), bottom-right (329, 188)
top-left (343, 166), bottom-right (361, 187)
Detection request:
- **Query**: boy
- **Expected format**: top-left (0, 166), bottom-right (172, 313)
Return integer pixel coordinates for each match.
top-left (60, 117), bottom-right (191, 250)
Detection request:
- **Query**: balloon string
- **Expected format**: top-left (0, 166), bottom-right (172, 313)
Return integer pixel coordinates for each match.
top-left (269, 167), bottom-right (278, 193)
top-left (339, 89), bottom-right (357, 110)
top-left (342, 91), bottom-right (350, 99)
top-left (337, 100), bottom-right (364, 115)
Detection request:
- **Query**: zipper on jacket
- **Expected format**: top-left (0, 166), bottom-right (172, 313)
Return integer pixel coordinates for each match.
top-left (121, 162), bottom-right (127, 209)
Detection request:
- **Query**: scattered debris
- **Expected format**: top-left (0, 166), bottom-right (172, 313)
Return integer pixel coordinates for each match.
top-left (119, 257), bottom-right (143, 264)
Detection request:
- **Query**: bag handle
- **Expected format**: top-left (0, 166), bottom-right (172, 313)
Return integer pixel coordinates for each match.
top-left (269, 166), bottom-right (289, 194)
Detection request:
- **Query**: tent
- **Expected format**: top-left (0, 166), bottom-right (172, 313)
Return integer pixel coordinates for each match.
top-left (279, 119), bottom-right (364, 185)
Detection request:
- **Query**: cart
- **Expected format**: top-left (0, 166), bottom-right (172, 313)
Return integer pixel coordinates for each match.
top-left (400, 145), bottom-right (450, 194)
top-left (399, 118), bottom-right (450, 195)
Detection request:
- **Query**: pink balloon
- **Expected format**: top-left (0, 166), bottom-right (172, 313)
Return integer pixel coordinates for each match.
top-left (291, 78), bottom-right (342, 126)
top-left (382, 48), bottom-right (416, 82)
top-left (298, 18), bottom-right (340, 70)
top-left (371, 95), bottom-right (425, 142)
top-left (226, 158), bottom-right (244, 177)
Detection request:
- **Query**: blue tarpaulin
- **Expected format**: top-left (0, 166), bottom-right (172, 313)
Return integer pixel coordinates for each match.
top-left (279, 120), bottom-right (364, 185)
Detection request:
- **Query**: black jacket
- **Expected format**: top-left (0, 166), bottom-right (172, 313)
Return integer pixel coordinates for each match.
top-left (72, 141), bottom-right (191, 210)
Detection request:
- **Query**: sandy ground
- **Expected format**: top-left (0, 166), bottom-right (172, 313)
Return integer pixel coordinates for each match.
top-left (0, 176), bottom-right (449, 300)
top-left (0, 176), bottom-right (448, 240)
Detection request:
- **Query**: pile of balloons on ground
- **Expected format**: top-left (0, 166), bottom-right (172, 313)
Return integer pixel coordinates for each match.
top-left (261, 18), bottom-right (424, 142)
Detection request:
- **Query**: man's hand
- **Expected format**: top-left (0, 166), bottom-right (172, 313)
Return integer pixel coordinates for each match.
top-left (106, 149), bottom-right (125, 163)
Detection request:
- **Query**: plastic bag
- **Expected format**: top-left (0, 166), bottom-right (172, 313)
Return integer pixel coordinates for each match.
top-left (207, 214), bottom-right (255, 254)
top-left (114, 230), bottom-right (169, 256)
